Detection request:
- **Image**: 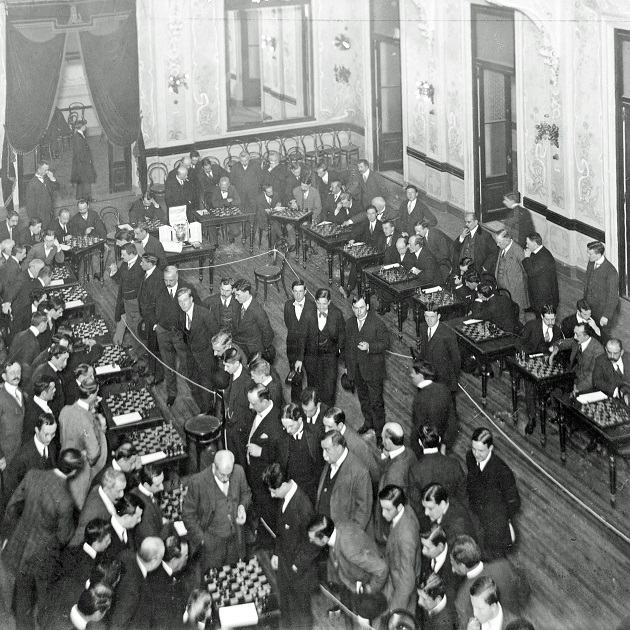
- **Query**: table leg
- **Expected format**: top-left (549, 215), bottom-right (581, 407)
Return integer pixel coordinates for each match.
top-left (294, 225), bottom-right (301, 262)
top-left (339, 256), bottom-right (345, 289)
top-left (559, 405), bottom-right (567, 464)
top-left (198, 255), bottom-right (204, 284)
top-left (303, 236), bottom-right (308, 267)
top-left (327, 252), bottom-right (333, 285)
top-left (609, 449), bottom-right (617, 508)
top-left (481, 361), bottom-right (488, 407)
top-left (356, 265), bottom-right (363, 296)
top-left (510, 369), bottom-right (518, 413)
top-left (267, 219), bottom-right (272, 251)
top-left (241, 220), bottom-right (247, 246)
top-left (99, 246), bottom-right (104, 284)
top-left (249, 221), bottom-right (254, 254)
top-left (539, 392), bottom-right (547, 447)
top-left (363, 276), bottom-right (371, 307)
top-left (84, 256), bottom-right (90, 282)
top-left (301, 230), bottom-right (308, 268)
top-left (396, 300), bottom-right (404, 340)
top-left (415, 303), bottom-right (421, 342)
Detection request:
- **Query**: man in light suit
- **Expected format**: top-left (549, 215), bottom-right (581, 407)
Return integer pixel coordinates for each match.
top-left (308, 514), bottom-right (388, 622)
top-left (293, 177), bottom-right (322, 225)
top-left (345, 297), bottom-right (389, 437)
top-left (494, 229), bottom-right (529, 316)
top-left (233, 278), bottom-right (275, 360)
top-left (25, 160), bottom-right (60, 225)
top-left (592, 338), bottom-right (630, 400)
top-left (550, 320), bottom-right (604, 394)
top-left (415, 220), bottom-right (453, 283)
top-left (379, 485), bottom-right (422, 615)
top-left (452, 213), bottom-right (498, 276)
top-left (24, 229), bottom-right (65, 266)
top-left (583, 240), bottom-right (619, 341)
top-left (398, 184), bottom-right (437, 236)
top-left (316, 430), bottom-right (373, 531)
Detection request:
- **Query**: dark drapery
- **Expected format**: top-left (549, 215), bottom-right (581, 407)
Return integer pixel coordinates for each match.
top-left (1, 138), bottom-right (16, 212)
top-left (5, 5), bottom-right (67, 154)
top-left (79, 0), bottom-right (140, 147)
top-left (135, 132), bottom-right (147, 194)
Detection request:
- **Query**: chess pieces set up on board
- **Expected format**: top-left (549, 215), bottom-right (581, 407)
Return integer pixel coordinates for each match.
top-left (376, 264), bottom-right (413, 284)
top-left (458, 320), bottom-right (512, 341)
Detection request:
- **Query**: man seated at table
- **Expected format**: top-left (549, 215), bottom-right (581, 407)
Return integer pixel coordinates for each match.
top-left (470, 282), bottom-right (522, 334)
top-left (255, 182), bottom-right (283, 247)
top-left (129, 191), bottom-right (165, 226)
top-left (68, 199), bottom-right (107, 240)
top-left (592, 338), bottom-right (630, 402)
top-left (210, 177), bottom-right (242, 246)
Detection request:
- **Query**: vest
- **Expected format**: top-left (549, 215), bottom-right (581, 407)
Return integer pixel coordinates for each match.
top-left (208, 488), bottom-right (236, 540)
top-left (287, 436), bottom-right (317, 493)
top-left (318, 466), bottom-right (339, 518)
top-left (220, 301), bottom-right (235, 333)
top-left (316, 325), bottom-right (335, 355)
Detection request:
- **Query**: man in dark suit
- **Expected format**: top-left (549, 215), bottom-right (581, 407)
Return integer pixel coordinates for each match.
top-left (263, 152), bottom-right (289, 198)
top-left (300, 387), bottom-right (330, 439)
top-left (131, 465), bottom-right (167, 544)
top-left (30, 342), bottom-right (69, 418)
top-left (420, 483), bottom-right (477, 545)
top-left (18, 219), bottom-right (43, 251)
top-left (357, 159), bottom-right (386, 211)
top-left (177, 287), bottom-right (218, 414)
top-left (398, 184), bottom-right (437, 236)
top-left (316, 430), bottom-right (373, 531)
top-left (409, 426), bottom-right (467, 514)
top-left (262, 463), bottom-right (318, 630)
top-left (308, 515), bottom-right (388, 622)
top-left (560, 298), bottom-right (602, 341)
top-left (10, 263), bottom-right (50, 335)
top-left (471, 283), bottom-right (522, 334)
top-left (410, 360), bottom-right (459, 456)
top-left (415, 303), bottom-right (461, 395)
top-left (522, 232), bottom-right (559, 315)
top-left (233, 278), bottom-right (275, 360)
top-left (209, 176), bottom-right (242, 245)
top-left (0, 211), bottom-right (19, 244)
top-left (133, 223), bottom-right (167, 270)
top-left (250, 356), bottom-right (284, 409)
top-left (71, 121), bottom-right (96, 201)
top-left (379, 485), bottom-right (422, 614)
top-left (109, 537), bottom-right (165, 630)
top-left (25, 161), bottom-right (60, 225)
top-left (592, 338), bottom-right (630, 400)
top-left (164, 165), bottom-right (195, 222)
top-left (155, 266), bottom-right (199, 407)
top-left (0, 242), bottom-right (26, 302)
top-left (329, 189), bottom-right (352, 224)
top-left (230, 151), bottom-right (263, 212)
top-left (10, 312), bottom-right (49, 383)
top-left (1, 411), bottom-right (57, 512)
top-left (419, 526), bottom-right (461, 602)
top-left (277, 405), bottom-right (324, 507)
top-left (452, 213), bottom-right (498, 276)
top-left (255, 183), bottom-right (283, 245)
top-left (345, 296), bottom-right (389, 437)
top-left (46, 208), bottom-right (72, 244)
top-left (466, 428), bottom-right (521, 559)
top-left (196, 156), bottom-right (228, 208)
top-left (550, 320), bottom-right (604, 394)
top-left (316, 169), bottom-right (343, 221)
top-left (283, 162), bottom-right (310, 206)
top-left (415, 221), bottom-right (453, 282)
top-left (416, 572), bottom-right (459, 630)
top-left (245, 384), bottom-right (283, 539)
top-left (138, 254), bottom-right (165, 385)
top-left (128, 191), bottom-right (166, 226)
top-left (381, 219), bottom-right (399, 257)
top-left (203, 277), bottom-right (240, 337)
top-left (67, 200), bottom-right (107, 240)
top-left (403, 235), bottom-right (442, 285)
top-left (283, 279), bottom-right (317, 402)
top-left (584, 240), bottom-right (619, 340)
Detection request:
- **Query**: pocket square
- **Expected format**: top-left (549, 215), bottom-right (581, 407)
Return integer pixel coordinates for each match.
top-left (260, 433), bottom-right (268, 439)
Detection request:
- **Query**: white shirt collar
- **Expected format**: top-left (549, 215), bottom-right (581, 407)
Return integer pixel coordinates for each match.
top-left (141, 234), bottom-right (149, 247)
top-left (77, 399), bottom-right (90, 411)
top-left (233, 363), bottom-right (243, 380)
top-left (137, 555), bottom-right (148, 578)
top-left (391, 506), bottom-right (405, 528)
top-left (282, 480), bottom-right (298, 513)
top-left (613, 357), bottom-right (624, 373)
top-left (503, 241), bottom-right (513, 254)
top-left (307, 405), bottom-right (321, 424)
top-left (29, 325), bottom-right (40, 337)
top-left (533, 244), bottom-right (543, 254)
top-left (185, 303), bottom-right (195, 318)
top-left (478, 450), bottom-right (492, 472)
top-left (481, 604), bottom-right (504, 630)
top-left (34, 395), bottom-right (52, 414)
top-left (261, 375), bottom-right (272, 387)
top-left (328, 528), bottom-right (337, 548)
top-left (429, 594), bottom-right (448, 617)
top-left (388, 445), bottom-right (405, 460)
top-left (138, 483), bottom-right (153, 498)
top-left (4, 382), bottom-right (19, 398)
top-left (83, 542), bottom-right (97, 560)
top-left (111, 515), bottom-right (127, 542)
top-left (99, 486), bottom-right (117, 515)
top-left (428, 322), bottom-right (439, 336)
top-left (594, 256), bottom-right (606, 268)
top-left (422, 446), bottom-right (439, 455)
top-left (162, 561), bottom-right (174, 576)
top-left (330, 447), bottom-right (349, 478)
top-left (466, 561), bottom-right (484, 579)
top-left (433, 543), bottom-right (448, 574)
top-left (258, 401), bottom-right (274, 422)
top-left (34, 435), bottom-right (46, 457)
top-left (580, 337), bottom-right (592, 353)
top-left (241, 295), bottom-right (253, 311)
top-left (417, 379), bottom-right (433, 389)
top-left (70, 605), bottom-right (88, 630)
top-left (145, 266), bottom-right (156, 278)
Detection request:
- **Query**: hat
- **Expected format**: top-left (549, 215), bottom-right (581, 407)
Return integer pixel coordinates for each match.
top-left (340, 373), bottom-right (354, 392)
top-left (137, 319), bottom-right (148, 342)
top-left (285, 369), bottom-right (303, 387)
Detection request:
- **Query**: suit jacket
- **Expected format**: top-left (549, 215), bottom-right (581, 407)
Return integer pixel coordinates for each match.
top-left (179, 304), bottom-right (218, 371)
top-left (69, 484), bottom-right (112, 546)
top-left (328, 197), bottom-right (351, 224)
top-left (0, 221), bottom-right (18, 244)
top-left (148, 563), bottom-right (195, 630)
top-left (358, 171), bottom-right (386, 211)
top-left (329, 520), bottom-right (388, 593)
top-left (0, 257), bottom-right (24, 302)
top-left (111, 257), bottom-right (145, 303)
top-left (592, 352), bottom-right (630, 397)
top-left (351, 219), bottom-right (385, 250)
top-left (210, 184), bottom-right (241, 209)
top-left (138, 268), bottom-right (165, 330)
top-left (495, 242), bottom-right (529, 310)
top-left (25, 175), bottom-right (60, 225)
top-left (131, 487), bottom-right (167, 543)
top-left (424, 228), bottom-right (453, 282)
top-left (202, 293), bottom-right (241, 335)
top-left (466, 451), bottom-right (521, 554)
top-left (9, 328), bottom-right (41, 382)
top-left (408, 453), bottom-right (466, 519)
top-left (435, 499), bottom-right (478, 546)
top-left (397, 198), bottom-right (438, 235)
top-left (234, 298), bottom-right (274, 359)
top-left (46, 218), bottom-right (71, 243)
top-left (67, 210), bottom-right (106, 239)
top-left (24, 241), bottom-right (65, 266)
top-left (284, 297), bottom-right (317, 364)
top-left (17, 227), bottom-right (41, 250)
top-left (345, 311), bottom-right (389, 384)
top-left (416, 322), bottom-right (461, 393)
top-left (383, 507), bottom-right (422, 613)
top-left (453, 226), bottom-right (498, 275)
top-left (254, 191), bottom-right (282, 224)
top-left (299, 301), bottom-right (346, 359)
top-left (419, 598), bottom-right (459, 630)
top-left (164, 171), bottom-right (195, 212)
top-left (262, 163), bottom-right (289, 200)
top-left (181, 463), bottom-right (252, 557)
top-left (556, 336), bottom-right (605, 393)
top-left (471, 294), bottom-right (521, 334)
top-left (196, 163), bottom-right (229, 205)
top-left (71, 131), bottom-right (96, 184)
top-left (292, 185), bottom-right (323, 224)
top-left (30, 361), bottom-right (65, 419)
top-left (155, 280), bottom-right (199, 330)
top-left (134, 235), bottom-right (167, 270)
top-left (341, 425), bottom-right (382, 484)
top-left (403, 248), bottom-right (441, 285)
top-left (128, 198), bottom-right (166, 226)
top-left (519, 319), bottom-right (563, 354)
top-left (522, 246), bottom-right (559, 311)
top-left (316, 450), bottom-right (373, 530)
top-left (411, 381), bottom-right (459, 453)
top-left (584, 258), bottom-right (619, 323)
top-left (230, 162), bottom-right (263, 208)
top-left (247, 405), bottom-right (283, 479)
top-left (1, 469), bottom-right (74, 580)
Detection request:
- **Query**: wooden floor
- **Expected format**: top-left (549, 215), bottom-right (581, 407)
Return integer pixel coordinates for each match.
top-left (80, 225), bottom-right (630, 630)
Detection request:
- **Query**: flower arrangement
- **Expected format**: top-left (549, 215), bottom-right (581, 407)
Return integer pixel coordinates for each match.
top-left (168, 73), bottom-right (189, 95)
top-left (534, 121), bottom-right (559, 148)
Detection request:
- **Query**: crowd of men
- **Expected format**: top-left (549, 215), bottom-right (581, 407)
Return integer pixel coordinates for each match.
top-left (0, 149), bottom-right (625, 630)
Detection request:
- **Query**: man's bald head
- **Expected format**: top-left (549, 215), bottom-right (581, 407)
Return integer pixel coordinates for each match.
top-left (138, 536), bottom-right (165, 571)
top-left (176, 166), bottom-right (188, 180)
top-left (382, 422), bottom-right (405, 450)
top-left (372, 197), bottom-right (386, 212)
top-left (213, 450), bottom-right (235, 481)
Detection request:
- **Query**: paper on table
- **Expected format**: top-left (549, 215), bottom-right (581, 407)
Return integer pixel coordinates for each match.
top-left (382, 263), bottom-right (400, 270)
top-left (140, 451), bottom-right (167, 465)
top-left (65, 300), bottom-right (84, 309)
top-left (423, 286), bottom-right (442, 293)
top-left (351, 242), bottom-right (364, 246)
top-left (117, 223), bottom-right (133, 230)
top-left (49, 279), bottom-right (64, 287)
top-left (59, 244), bottom-right (72, 251)
top-left (576, 391), bottom-right (608, 404)
top-left (95, 364), bottom-right (121, 375)
top-left (463, 319), bottom-right (483, 325)
top-left (112, 411), bottom-right (142, 426)
top-left (318, 221), bottom-right (332, 225)
top-left (174, 521), bottom-right (188, 536)
top-left (219, 603), bottom-right (258, 628)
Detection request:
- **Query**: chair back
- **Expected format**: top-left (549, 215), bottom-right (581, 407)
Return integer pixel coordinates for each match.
top-left (336, 128), bottom-right (355, 148)
top-left (227, 140), bottom-right (246, 159)
top-left (245, 139), bottom-right (263, 161)
top-left (148, 162), bottom-right (168, 186)
top-left (282, 136), bottom-right (304, 163)
top-left (68, 102), bottom-right (86, 126)
top-left (100, 206), bottom-right (121, 240)
top-left (265, 138), bottom-right (283, 158)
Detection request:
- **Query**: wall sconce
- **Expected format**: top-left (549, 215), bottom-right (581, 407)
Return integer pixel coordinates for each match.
top-left (334, 33), bottom-right (351, 51)
top-left (261, 34), bottom-right (276, 51)
top-left (416, 81), bottom-right (434, 104)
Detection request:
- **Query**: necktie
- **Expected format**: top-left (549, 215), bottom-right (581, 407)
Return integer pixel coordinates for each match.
top-left (294, 432), bottom-right (301, 441)
top-left (387, 236), bottom-right (391, 246)
top-left (358, 319), bottom-right (364, 332)
top-left (408, 201), bottom-right (413, 213)
top-left (14, 390), bottom-right (21, 407)
top-left (122, 530), bottom-right (128, 544)
top-left (222, 481), bottom-right (229, 496)
top-left (186, 313), bottom-right (191, 330)
top-left (170, 288), bottom-right (175, 298)
top-left (545, 327), bottom-right (552, 343)
top-left (370, 223), bottom-right (374, 234)
top-left (427, 327), bottom-right (432, 342)
top-left (222, 299), bottom-right (227, 308)
top-left (42, 445), bottom-right (48, 461)
top-left (501, 249), bottom-right (506, 257)
top-left (241, 305), bottom-right (246, 320)
top-left (615, 363), bottom-right (622, 375)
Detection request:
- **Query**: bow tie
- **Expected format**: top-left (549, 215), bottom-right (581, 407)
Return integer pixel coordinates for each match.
top-left (294, 302), bottom-right (303, 308)
top-left (319, 312), bottom-right (327, 318)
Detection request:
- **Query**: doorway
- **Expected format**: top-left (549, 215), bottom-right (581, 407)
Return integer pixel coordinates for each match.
top-left (371, 0), bottom-right (403, 174)
top-left (472, 5), bottom-right (516, 220)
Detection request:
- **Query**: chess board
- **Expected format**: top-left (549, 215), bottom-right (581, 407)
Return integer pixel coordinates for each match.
top-left (311, 223), bottom-right (353, 237)
top-left (127, 423), bottom-right (186, 460)
top-left (579, 399), bottom-right (630, 428)
top-left (270, 208), bottom-right (310, 220)
top-left (67, 236), bottom-right (104, 251)
top-left (209, 207), bottom-right (243, 218)
top-left (94, 345), bottom-right (134, 373)
top-left (159, 485), bottom-right (188, 522)
top-left (514, 354), bottom-right (565, 378)
top-left (342, 243), bottom-right (381, 257)
top-left (104, 385), bottom-right (158, 423)
top-left (143, 218), bottom-right (164, 232)
top-left (457, 321), bottom-right (512, 341)
top-left (50, 266), bottom-right (73, 281)
top-left (71, 317), bottom-right (109, 339)
top-left (375, 265), bottom-right (413, 284)
top-left (415, 288), bottom-right (460, 307)
top-left (204, 557), bottom-right (276, 615)
top-left (49, 285), bottom-right (89, 305)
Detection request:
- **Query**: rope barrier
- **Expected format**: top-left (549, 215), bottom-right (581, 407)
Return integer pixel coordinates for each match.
top-left (168, 249), bottom-right (276, 271)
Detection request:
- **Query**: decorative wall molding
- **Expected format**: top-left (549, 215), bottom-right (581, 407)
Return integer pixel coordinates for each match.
top-left (523, 196), bottom-right (605, 242)
top-left (406, 146), bottom-right (464, 180)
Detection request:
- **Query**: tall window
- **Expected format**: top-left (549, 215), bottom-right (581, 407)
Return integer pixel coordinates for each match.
top-left (226, 0), bottom-right (313, 131)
